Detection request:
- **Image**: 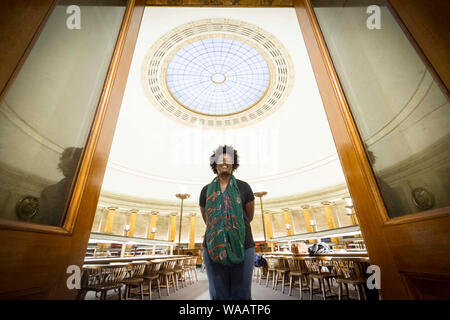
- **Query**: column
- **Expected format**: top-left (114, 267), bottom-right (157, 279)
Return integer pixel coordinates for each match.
top-left (282, 208), bottom-right (294, 236)
top-left (127, 209), bottom-right (138, 237)
top-left (99, 207), bottom-right (116, 253)
top-left (322, 201), bottom-right (339, 245)
top-left (302, 205), bottom-right (316, 244)
top-left (301, 205), bottom-right (314, 233)
top-left (147, 211), bottom-right (159, 239)
top-left (168, 213), bottom-right (177, 242)
top-left (189, 213), bottom-right (196, 250)
top-left (124, 209), bottom-right (138, 252)
top-left (102, 207), bottom-right (117, 233)
top-left (263, 211), bottom-right (274, 249)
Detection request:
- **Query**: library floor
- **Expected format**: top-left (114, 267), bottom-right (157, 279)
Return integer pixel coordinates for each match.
top-left (84, 267), bottom-right (363, 300)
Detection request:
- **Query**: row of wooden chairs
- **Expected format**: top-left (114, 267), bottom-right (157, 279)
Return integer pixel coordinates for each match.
top-left (152, 257), bottom-right (199, 299)
top-left (254, 256), bottom-right (370, 300)
top-left (81, 256), bottom-right (198, 300)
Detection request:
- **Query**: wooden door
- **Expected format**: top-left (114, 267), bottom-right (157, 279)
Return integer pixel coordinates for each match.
top-left (0, 0), bottom-right (144, 299)
top-left (295, 0), bottom-right (450, 299)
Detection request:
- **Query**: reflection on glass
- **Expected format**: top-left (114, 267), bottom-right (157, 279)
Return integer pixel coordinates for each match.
top-left (312, 0), bottom-right (450, 218)
top-left (0, 0), bottom-right (126, 226)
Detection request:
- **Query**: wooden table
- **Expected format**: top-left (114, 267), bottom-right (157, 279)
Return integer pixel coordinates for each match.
top-left (267, 251), bottom-right (369, 258)
top-left (83, 254), bottom-right (189, 265)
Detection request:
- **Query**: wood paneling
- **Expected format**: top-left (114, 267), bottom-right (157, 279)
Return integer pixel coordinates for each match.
top-left (295, 0), bottom-right (450, 299)
top-left (0, 0), bottom-right (56, 100)
top-left (293, 0), bottom-right (409, 299)
top-left (0, 0), bottom-right (145, 299)
top-left (145, 0), bottom-right (293, 6)
top-left (387, 0), bottom-right (450, 92)
top-left (49, 0), bottom-right (146, 299)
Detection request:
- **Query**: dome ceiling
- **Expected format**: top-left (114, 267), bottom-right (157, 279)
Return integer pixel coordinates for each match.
top-left (101, 7), bottom-right (347, 203)
top-left (141, 18), bottom-right (294, 129)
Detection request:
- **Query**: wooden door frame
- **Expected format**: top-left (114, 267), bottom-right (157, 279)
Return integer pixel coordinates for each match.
top-left (0, 0), bottom-right (145, 299)
top-left (294, 0), bottom-right (450, 299)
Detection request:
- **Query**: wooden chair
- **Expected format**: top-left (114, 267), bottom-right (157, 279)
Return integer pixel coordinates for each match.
top-left (159, 259), bottom-right (177, 296)
top-left (122, 261), bottom-right (147, 300)
top-left (82, 263), bottom-right (128, 300)
top-left (192, 256), bottom-right (199, 282)
top-left (184, 257), bottom-right (193, 285)
top-left (287, 257), bottom-right (311, 299)
top-left (174, 258), bottom-right (187, 289)
top-left (273, 257), bottom-right (290, 293)
top-left (184, 257), bottom-right (194, 285)
top-left (186, 256), bottom-right (198, 284)
top-left (304, 257), bottom-right (335, 300)
top-left (143, 260), bottom-right (162, 300)
top-left (332, 257), bottom-right (368, 300)
top-left (258, 266), bottom-right (269, 285)
top-left (265, 256), bottom-right (277, 289)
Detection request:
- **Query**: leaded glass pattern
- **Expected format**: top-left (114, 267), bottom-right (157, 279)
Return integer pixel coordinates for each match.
top-left (166, 38), bottom-right (270, 116)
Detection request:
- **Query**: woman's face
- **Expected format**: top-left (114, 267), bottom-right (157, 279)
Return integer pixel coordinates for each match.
top-left (216, 153), bottom-right (233, 176)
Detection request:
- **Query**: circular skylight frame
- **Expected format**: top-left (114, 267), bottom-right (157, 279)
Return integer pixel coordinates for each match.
top-left (141, 18), bottom-right (294, 129)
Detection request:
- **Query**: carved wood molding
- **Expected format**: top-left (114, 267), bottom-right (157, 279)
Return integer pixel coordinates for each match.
top-left (145, 0), bottom-right (293, 7)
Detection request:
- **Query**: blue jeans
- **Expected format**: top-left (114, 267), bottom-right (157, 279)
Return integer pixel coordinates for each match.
top-left (203, 246), bottom-right (255, 300)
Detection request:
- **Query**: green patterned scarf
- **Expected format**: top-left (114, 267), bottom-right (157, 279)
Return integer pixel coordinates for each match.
top-left (205, 174), bottom-right (246, 266)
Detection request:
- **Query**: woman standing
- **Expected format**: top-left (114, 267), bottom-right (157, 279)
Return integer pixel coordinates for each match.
top-left (199, 145), bottom-right (255, 300)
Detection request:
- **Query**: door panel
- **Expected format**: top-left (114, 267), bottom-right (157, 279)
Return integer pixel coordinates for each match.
top-left (295, 0), bottom-right (449, 299)
top-left (311, 0), bottom-right (450, 219)
top-left (0, 0), bottom-right (56, 99)
top-left (49, 0), bottom-right (146, 300)
top-left (0, 1), bottom-right (127, 228)
top-left (0, 0), bottom-right (144, 299)
top-left (388, 0), bottom-right (450, 92)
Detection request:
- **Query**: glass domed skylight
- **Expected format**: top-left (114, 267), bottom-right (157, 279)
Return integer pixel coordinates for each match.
top-left (166, 38), bottom-right (270, 116)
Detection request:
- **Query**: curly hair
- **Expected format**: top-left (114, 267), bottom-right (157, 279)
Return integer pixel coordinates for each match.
top-left (209, 145), bottom-right (240, 175)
